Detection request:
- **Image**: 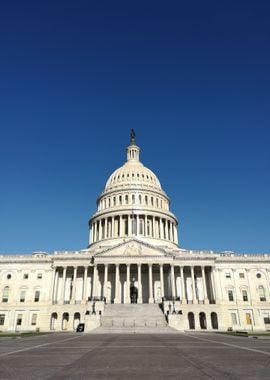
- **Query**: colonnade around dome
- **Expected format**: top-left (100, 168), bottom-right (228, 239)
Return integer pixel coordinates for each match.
top-left (89, 214), bottom-right (178, 245)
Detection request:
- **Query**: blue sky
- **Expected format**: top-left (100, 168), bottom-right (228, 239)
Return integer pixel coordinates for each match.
top-left (0, 1), bottom-right (269, 253)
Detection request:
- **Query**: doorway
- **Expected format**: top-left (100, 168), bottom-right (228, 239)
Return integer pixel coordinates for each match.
top-left (130, 286), bottom-right (138, 304)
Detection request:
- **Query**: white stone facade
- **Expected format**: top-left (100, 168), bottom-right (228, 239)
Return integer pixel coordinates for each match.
top-left (0, 132), bottom-right (269, 332)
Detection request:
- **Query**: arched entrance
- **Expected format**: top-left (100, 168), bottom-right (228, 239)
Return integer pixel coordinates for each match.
top-left (130, 286), bottom-right (138, 304)
top-left (199, 312), bottom-right (207, 329)
top-left (62, 312), bottom-right (69, 330)
top-left (73, 313), bottom-right (81, 330)
top-left (188, 312), bottom-right (195, 329)
top-left (211, 312), bottom-right (218, 329)
top-left (50, 313), bottom-right (57, 330)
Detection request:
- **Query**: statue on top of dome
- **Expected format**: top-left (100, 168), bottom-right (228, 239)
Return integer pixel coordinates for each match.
top-left (130, 128), bottom-right (136, 145)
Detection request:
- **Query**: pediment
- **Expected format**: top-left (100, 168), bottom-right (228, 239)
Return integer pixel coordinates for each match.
top-left (94, 239), bottom-right (172, 258)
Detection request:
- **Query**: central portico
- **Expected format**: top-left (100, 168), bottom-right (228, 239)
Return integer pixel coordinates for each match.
top-left (93, 239), bottom-right (174, 304)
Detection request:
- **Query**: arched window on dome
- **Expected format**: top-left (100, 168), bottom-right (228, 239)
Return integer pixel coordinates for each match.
top-left (119, 195), bottom-right (122, 205)
top-left (132, 194), bottom-right (135, 204)
top-left (125, 195), bottom-right (128, 204)
top-left (108, 198), bottom-right (111, 207)
top-left (156, 198), bottom-right (159, 207)
top-left (113, 197), bottom-right (116, 206)
top-left (139, 195), bottom-right (142, 204)
top-left (151, 197), bottom-right (154, 206)
top-left (145, 195), bottom-right (148, 205)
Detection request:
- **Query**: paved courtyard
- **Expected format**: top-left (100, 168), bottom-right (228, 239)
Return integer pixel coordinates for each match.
top-left (0, 332), bottom-right (269, 379)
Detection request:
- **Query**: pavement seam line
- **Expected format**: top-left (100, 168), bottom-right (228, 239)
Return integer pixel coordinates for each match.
top-left (0, 335), bottom-right (83, 358)
top-left (185, 334), bottom-right (270, 356)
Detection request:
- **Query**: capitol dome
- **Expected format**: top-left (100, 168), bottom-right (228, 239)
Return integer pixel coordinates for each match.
top-left (88, 130), bottom-right (179, 248)
top-left (105, 160), bottom-right (162, 193)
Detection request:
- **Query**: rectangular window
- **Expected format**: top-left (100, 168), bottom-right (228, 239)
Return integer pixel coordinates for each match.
top-left (2, 287), bottom-right (9, 303)
top-left (20, 290), bottom-right (26, 302)
top-left (0, 314), bottom-right (5, 326)
top-left (34, 290), bottom-right (40, 302)
top-left (242, 290), bottom-right (248, 302)
top-left (264, 317), bottom-right (270, 324)
top-left (37, 273), bottom-right (42, 279)
top-left (231, 312), bottom-right (237, 325)
top-left (31, 314), bottom-right (37, 326)
top-left (228, 290), bottom-right (234, 301)
top-left (23, 274), bottom-right (29, 279)
top-left (225, 273), bottom-right (231, 279)
top-left (258, 287), bottom-right (266, 302)
top-left (16, 314), bottom-right (23, 326)
top-left (239, 273), bottom-right (245, 279)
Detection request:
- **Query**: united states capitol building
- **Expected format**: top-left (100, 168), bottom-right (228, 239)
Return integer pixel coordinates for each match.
top-left (1, 131), bottom-right (270, 333)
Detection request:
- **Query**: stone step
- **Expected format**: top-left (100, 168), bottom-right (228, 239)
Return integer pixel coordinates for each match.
top-left (101, 317), bottom-right (167, 328)
top-left (100, 304), bottom-right (167, 330)
top-left (104, 304), bottom-right (164, 317)
top-left (92, 326), bottom-right (178, 334)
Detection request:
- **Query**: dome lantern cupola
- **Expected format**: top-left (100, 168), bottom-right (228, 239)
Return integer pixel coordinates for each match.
top-left (127, 129), bottom-right (140, 162)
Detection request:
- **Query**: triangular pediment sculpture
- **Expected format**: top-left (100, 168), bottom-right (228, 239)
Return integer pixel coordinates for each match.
top-left (94, 238), bottom-right (173, 258)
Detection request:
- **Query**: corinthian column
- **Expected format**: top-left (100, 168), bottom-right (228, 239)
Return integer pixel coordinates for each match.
top-left (114, 264), bottom-right (120, 304)
top-left (148, 264), bottom-right (154, 303)
top-left (191, 266), bottom-right (198, 304)
top-left (103, 264), bottom-right (108, 301)
top-left (60, 267), bottom-right (67, 304)
top-left (159, 264), bottom-right (164, 299)
top-left (125, 264), bottom-right (131, 303)
top-left (137, 264), bottom-right (142, 303)
top-left (170, 264), bottom-right (176, 298)
top-left (201, 266), bottom-right (209, 304)
top-left (180, 266), bottom-right (187, 304)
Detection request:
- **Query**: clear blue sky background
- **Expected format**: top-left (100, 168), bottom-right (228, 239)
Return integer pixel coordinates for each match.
top-left (0, 1), bottom-right (269, 254)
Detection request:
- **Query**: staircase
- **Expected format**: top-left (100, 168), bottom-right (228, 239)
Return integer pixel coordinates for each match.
top-left (93, 304), bottom-right (177, 333)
